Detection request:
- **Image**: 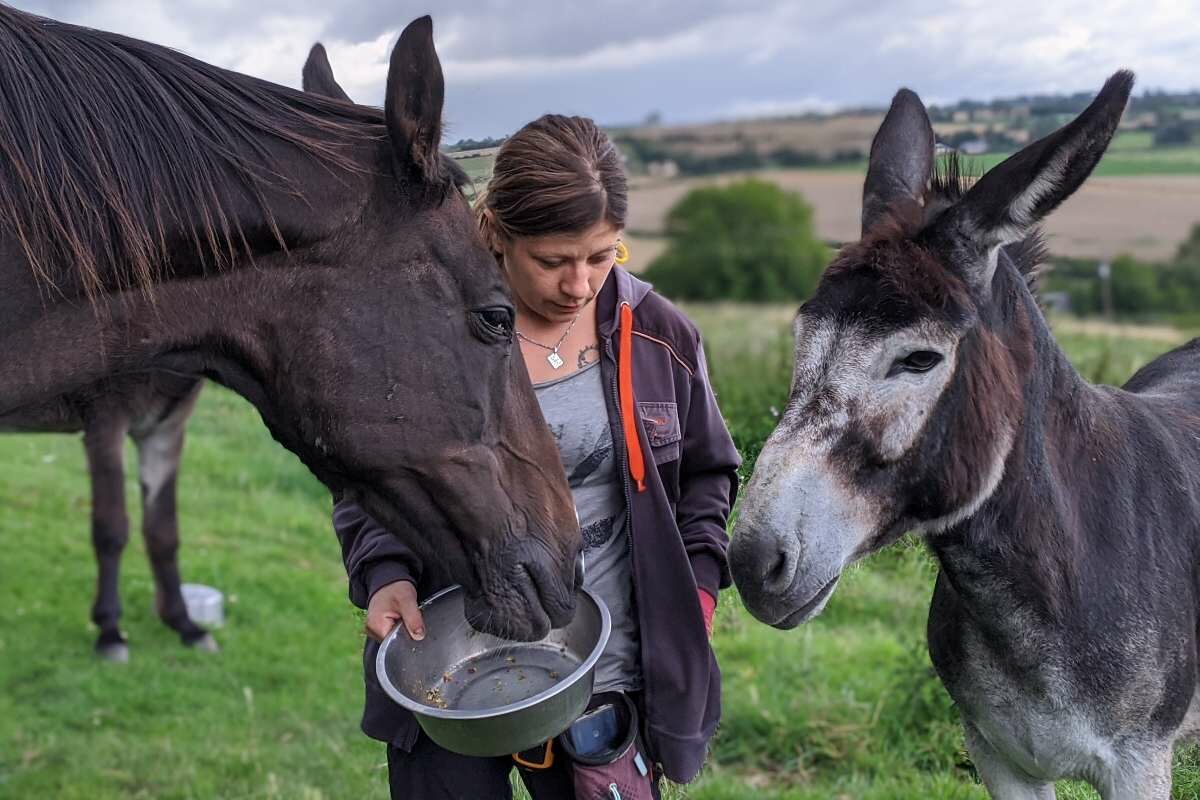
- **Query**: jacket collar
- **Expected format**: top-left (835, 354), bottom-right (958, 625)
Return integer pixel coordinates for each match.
top-left (596, 265), bottom-right (654, 339)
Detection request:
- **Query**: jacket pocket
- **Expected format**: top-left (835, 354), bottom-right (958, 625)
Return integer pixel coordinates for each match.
top-left (637, 401), bottom-right (681, 465)
top-left (638, 401), bottom-right (681, 502)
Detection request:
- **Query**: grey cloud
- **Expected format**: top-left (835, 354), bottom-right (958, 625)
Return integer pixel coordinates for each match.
top-left (12, 0), bottom-right (1200, 140)
top-left (22, 0), bottom-right (777, 60)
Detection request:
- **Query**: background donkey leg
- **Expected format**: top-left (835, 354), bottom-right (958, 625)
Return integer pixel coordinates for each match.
top-left (964, 723), bottom-right (1057, 800)
top-left (84, 414), bottom-right (132, 662)
top-left (135, 386), bottom-right (215, 651)
top-left (1097, 746), bottom-right (1172, 800)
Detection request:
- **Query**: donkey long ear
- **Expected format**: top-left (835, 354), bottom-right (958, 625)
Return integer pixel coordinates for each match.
top-left (862, 89), bottom-right (934, 235)
top-left (303, 43), bottom-right (351, 102)
top-left (943, 70), bottom-right (1134, 288)
top-left (385, 16), bottom-right (444, 186)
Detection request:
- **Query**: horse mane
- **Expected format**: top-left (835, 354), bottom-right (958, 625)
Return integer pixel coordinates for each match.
top-left (0, 6), bottom-right (457, 299)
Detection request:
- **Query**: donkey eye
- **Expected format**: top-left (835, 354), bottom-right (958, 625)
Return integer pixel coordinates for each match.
top-left (473, 307), bottom-right (514, 342)
top-left (889, 350), bottom-right (943, 376)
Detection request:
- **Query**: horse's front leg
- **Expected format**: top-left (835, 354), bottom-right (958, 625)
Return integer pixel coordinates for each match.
top-left (964, 722), bottom-right (1057, 800)
top-left (83, 415), bottom-right (131, 662)
top-left (135, 389), bottom-right (215, 652)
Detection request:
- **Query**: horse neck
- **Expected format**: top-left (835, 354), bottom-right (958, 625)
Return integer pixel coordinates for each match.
top-left (0, 260), bottom-right (331, 417)
top-left (0, 130), bottom-right (383, 416)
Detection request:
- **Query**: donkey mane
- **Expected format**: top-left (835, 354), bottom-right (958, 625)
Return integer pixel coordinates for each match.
top-left (0, 6), bottom-right (463, 299)
top-left (858, 152), bottom-right (1048, 299)
top-left (930, 152), bottom-right (1048, 293)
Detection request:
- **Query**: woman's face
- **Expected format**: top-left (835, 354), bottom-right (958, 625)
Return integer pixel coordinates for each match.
top-left (501, 220), bottom-right (622, 325)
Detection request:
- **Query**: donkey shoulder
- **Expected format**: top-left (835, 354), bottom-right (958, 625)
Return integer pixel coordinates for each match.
top-left (1122, 338), bottom-right (1200, 396)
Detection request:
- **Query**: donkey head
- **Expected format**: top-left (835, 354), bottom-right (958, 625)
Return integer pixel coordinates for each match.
top-left (730, 71), bottom-right (1134, 629)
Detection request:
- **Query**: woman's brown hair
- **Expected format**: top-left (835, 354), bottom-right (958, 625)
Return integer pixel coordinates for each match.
top-left (476, 114), bottom-right (627, 254)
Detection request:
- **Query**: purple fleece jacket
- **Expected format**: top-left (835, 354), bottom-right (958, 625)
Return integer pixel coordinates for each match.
top-left (333, 267), bottom-right (740, 783)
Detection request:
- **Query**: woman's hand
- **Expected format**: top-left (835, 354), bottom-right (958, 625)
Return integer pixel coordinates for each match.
top-left (366, 580), bottom-right (425, 642)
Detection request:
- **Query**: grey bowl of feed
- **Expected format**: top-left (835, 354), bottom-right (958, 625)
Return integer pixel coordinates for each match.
top-left (375, 585), bottom-right (611, 757)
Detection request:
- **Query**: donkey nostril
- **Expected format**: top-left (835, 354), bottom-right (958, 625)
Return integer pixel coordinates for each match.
top-left (765, 548), bottom-right (796, 592)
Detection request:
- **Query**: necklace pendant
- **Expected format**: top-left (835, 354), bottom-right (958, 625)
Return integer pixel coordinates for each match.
top-left (547, 351), bottom-right (565, 369)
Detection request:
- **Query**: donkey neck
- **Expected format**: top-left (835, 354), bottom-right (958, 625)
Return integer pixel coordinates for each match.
top-left (929, 258), bottom-right (1131, 623)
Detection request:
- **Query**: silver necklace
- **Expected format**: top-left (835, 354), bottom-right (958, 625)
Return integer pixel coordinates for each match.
top-left (516, 310), bottom-right (584, 370)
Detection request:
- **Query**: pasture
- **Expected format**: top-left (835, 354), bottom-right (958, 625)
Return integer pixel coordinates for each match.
top-left (2, 307), bottom-right (1197, 799)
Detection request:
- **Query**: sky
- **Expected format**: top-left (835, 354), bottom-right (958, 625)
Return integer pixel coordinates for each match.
top-left (17, 0), bottom-right (1200, 141)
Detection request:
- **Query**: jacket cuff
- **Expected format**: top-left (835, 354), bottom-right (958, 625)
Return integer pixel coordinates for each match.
top-left (689, 552), bottom-right (725, 599)
top-left (645, 721), bottom-right (714, 784)
top-left (364, 561), bottom-right (416, 604)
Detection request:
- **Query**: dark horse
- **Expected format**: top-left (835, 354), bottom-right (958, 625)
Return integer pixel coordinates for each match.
top-left (0, 44), bottom-right (360, 663)
top-left (0, 373), bottom-right (205, 661)
top-left (0, 7), bottom-right (581, 643)
top-left (731, 72), bottom-right (1200, 797)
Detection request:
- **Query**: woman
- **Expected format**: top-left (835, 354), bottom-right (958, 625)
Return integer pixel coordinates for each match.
top-left (333, 114), bottom-right (739, 799)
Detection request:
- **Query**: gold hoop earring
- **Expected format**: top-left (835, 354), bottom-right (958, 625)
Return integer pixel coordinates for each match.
top-left (615, 240), bottom-right (630, 265)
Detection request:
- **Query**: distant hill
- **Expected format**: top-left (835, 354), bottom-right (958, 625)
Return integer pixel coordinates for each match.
top-left (608, 89), bottom-right (1200, 177)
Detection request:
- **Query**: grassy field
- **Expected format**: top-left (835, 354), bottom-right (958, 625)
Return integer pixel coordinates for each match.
top-left (2, 308), bottom-right (1198, 799)
top-left (968, 136), bottom-right (1200, 177)
top-left (449, 152), bottom-right (496, 188)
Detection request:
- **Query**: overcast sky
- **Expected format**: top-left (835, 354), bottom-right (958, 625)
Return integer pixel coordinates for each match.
top-left (18, 1), bottom-right (1200, 140)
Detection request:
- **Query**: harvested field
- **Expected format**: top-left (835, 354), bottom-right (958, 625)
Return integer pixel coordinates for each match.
top-left (628, 171), bottom-right (1200, 262)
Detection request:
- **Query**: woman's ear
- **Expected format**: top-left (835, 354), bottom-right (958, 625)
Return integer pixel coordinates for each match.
top-left (477, 206), bottom-right (505, 261)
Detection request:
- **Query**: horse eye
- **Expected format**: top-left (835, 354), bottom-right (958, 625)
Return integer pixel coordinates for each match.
top-left (889, 350), bottom-right (943, 376)
top-left (475, 307), bottom-right (513, 342)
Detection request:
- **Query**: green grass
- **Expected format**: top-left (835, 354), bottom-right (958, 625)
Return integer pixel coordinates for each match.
top-left (0, 392), bottom-right (385, 799)
top-left (777, 130), bottom-right (1200, 177)
top-left (953, 131), bottom-right (1200, 177)
top-left (969, 146), bottom-right (1200, 177)
top-left (3, 306), bottom-right (1199, 798)
top-left (451, 153), bottom-right (495, 186)
top-left (1107, 131), bottom-right (1156, 152)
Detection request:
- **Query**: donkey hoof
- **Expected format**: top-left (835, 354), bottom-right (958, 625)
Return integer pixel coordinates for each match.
top-left (187, 633), bottom-right (220, 653)
top-left (96, 641), bottom-right (130, 663)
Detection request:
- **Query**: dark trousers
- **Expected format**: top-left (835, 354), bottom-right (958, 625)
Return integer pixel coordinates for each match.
top-left (386, 731), bottom-right (572, 800)
top-left (386, 732), bottom-right (663, 800)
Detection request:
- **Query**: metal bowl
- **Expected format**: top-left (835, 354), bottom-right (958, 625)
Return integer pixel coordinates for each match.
top-left (376, 585), bottom-right (611, 757)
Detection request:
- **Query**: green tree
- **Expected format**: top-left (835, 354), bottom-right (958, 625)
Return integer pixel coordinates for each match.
top-left (1109, 254), bottom-right (1162, 314)
top-left (1160, 223), bottom-right (1200, 312)
top-left (1173, 223), bottom-right (1200, 271)
top-left (643, 179), bottom-right (829, 301)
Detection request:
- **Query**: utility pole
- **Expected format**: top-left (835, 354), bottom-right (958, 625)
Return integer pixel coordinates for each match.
top-left (1098, 260), bottom-right (1114, 319)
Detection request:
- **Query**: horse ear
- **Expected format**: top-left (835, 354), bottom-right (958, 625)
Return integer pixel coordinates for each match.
top-left (942, 70), bottom-right (1134, 290)
top-left (303, 43), bottom-right (351, 102)
top-left (385, 16), bottom-right (445, 187)
top-left (862, 89), bottom-right (934, 235)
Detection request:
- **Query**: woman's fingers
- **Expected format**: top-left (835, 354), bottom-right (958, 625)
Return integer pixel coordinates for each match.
top-left (366, 580), bottom-right (425, 641)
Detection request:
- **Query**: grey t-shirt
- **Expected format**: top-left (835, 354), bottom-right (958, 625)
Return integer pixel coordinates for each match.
top-left (534, 362), bottom-right (641, 692)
